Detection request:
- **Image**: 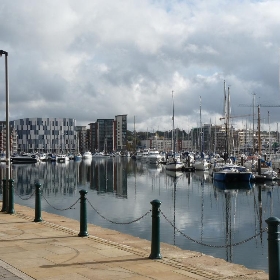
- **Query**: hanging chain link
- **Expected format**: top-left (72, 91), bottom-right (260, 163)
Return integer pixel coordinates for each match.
top-left (160, 209), bottom-right (268, 248)
top-left (41, 193), bottom-right (80, 211)
top-left (14, 190), bottom-right (35, 200)
top-left (86, 198), bottom-right (152, 224)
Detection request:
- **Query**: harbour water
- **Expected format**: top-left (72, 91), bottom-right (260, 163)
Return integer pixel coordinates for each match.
top-left (1, 157), bottom-right (279, 273)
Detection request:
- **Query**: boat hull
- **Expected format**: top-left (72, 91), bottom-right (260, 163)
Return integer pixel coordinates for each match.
top-left (213, 171), bottom-right (252, 182)
top-left (11, 157), bottom-right (38, 164)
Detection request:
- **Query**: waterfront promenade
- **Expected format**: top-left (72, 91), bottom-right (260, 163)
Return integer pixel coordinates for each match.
top-left (0, 203), bottom-right (268, 280)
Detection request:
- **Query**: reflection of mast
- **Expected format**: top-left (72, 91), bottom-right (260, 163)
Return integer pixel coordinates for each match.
top-left (225, 191), bottom-right (232, 262)
top-left (173, 176), bottom-right (176, 245)
top-left (200, 176), bottom-right (204, 241)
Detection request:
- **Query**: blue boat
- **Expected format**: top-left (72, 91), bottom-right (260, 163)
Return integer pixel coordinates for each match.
top-left (213, 164), bottom-right (252, 182)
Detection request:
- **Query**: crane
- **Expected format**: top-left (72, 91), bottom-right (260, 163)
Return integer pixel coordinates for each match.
top-left (239, 103), bottom-right (280, 154)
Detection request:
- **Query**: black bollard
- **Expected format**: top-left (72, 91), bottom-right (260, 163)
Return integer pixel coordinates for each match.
top-left (266, 216), bottom-right (280, 280)
top-left (1, 179), bottom-right (7, 212)
top-left (7, 179), bottom-right (15, 214)
top-left (78, 189), bottom-right (88, 237)
top-left (34, 183), bottom-right (43, 222)
top-left (241, 156), bottom-right (244, 166)
top-left (149, 199), bottom-right (162, 259)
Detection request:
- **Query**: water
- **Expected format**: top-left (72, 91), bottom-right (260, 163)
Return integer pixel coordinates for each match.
top-left (1, 157), bottom-right (278, 272)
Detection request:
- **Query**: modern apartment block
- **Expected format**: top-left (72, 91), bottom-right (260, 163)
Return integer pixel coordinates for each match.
top-left (115, 114), bottom-right (127, 151)
top-left (11, 118), bottom-right (77, 153)
top-left (88, 115), bottom-right (127, 152)
top-left (0, 121), bottom-right (17, 154)
top-left (75, 126), bottom-right (88, 153)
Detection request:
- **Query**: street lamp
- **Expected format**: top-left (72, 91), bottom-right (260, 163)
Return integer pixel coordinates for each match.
top-left (0, 50), bottom-right (10, 182)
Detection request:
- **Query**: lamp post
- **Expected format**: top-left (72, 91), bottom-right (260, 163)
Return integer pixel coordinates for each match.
top-left (0, 50), bottom-right (10, 183)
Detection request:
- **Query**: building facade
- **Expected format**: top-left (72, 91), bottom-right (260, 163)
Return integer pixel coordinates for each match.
top-left (115, 114), bottom-right (127, 151)
top-left (75, 126), bottom-right (88, 154)
top-left (11, 118), bottom-right (77, 153)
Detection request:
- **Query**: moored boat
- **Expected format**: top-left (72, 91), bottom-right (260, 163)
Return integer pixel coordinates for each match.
top-left (11, 154), bottom-right (39, 164)
top-left (213, 164), bottom-right (252, 182)
top-left (56, 154), bottom-right (70, 163)
top-left (82, 151), bottom-right (93, 159)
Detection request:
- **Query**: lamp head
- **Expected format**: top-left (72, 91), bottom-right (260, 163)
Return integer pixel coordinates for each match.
top-left (0, 50), bottom-right (8, 56)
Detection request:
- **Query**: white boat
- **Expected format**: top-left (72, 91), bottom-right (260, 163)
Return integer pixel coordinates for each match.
top-left (135, 151), bottom-right (143, 160)
top-left (193, 158), bottom-right (209, 171)
top-left (83, 151), bottom-right (93, 159)
top-left (261, 167), bottom-right (278, 180)
top-left (56, 154), bottom-right (70, 163)
top-left (147, 149), bottom-right (162, 165)
top-left (165, 155), bottom-right (184, 171)
top-left (141, 149), bottom-right (150, 162)
top-left (92, 151), bottom-right (110, 158)
top-left (39, 153), bottom-right (47, 161)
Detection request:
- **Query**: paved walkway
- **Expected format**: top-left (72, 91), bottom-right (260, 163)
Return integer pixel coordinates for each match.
top-left (0, 204), bottom-right (268, 280)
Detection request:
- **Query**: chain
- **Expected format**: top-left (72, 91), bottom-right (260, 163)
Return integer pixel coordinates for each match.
top-left (14, 190), bottom-right (35, 200)
top-left (86, 198), bottom-right (152, 225)
top-left (42, 193), bottom-right (80, 211)
top-left (160, 210), bottom-right (268, 248)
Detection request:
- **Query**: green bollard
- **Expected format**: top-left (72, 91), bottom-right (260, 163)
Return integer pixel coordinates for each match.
top-left (7, 179), bottom-right (15, 214)
top-left (1, 179), bottom-right (7, 212)
top-left (266, 216), bottom-right (280, 280)
top-left (149, 199), bottom-right (162, 259)
top-left (34, 183), bottom-right (43, 222)
top-left (78, 189), bottom-right (88, 237)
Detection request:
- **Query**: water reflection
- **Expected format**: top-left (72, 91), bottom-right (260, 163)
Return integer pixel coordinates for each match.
top-left (0, 158), bottom-right (279, 272)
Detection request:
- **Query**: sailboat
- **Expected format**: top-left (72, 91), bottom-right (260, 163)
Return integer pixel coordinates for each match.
top-left (165, 91), bottom-right (184, 171)
top-left (212, 81), bottom-right (252, 183)
top-left (193, 96), bottom-right (210, 171)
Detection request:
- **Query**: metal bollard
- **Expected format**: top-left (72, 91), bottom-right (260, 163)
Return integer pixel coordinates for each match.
top-left (266, 217), bottom-right (280, 280)
top-left (149, 199), bottom-right (162, 259)
top-left (1, 179), bottom-right (7, 212)
top-left (78, 189), bottom-right (88, 237)
top-left (7, 179), bottom-right (15, 214)
top-left (34, 183), bottom-right (43, 222)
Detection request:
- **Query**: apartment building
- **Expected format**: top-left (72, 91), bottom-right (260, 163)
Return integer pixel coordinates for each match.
top-left (11, 118), bottom-right (77, 153)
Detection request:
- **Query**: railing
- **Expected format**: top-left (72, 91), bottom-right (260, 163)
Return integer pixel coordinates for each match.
top-left (2, 179), bottom-right (280, 278)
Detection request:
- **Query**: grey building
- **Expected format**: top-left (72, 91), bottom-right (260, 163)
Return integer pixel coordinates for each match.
top-left (115, 114), bottom-right (127, 151)
top-left (11, 118), bottom-right (77, 153)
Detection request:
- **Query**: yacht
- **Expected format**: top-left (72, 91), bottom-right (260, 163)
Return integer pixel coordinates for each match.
top-left (147, 149), bottom-right (162, 165)
top-left (56, 154), bottom-right (70, 163)
top-left (82, 151), bottom-right (93, 159)
top-left (212, 164), bottom-right (252, 182)
top-left (11, 154), bottom-right (39, 164)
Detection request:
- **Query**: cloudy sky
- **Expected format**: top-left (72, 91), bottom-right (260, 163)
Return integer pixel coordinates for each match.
top-left (0, 0), bottom-right (279, 132)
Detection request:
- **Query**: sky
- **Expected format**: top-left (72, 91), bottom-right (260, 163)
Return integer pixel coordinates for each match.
top-left (0, 0), bottom-right (280, 133)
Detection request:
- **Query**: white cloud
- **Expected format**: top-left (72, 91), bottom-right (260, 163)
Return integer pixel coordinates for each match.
top-left (0, 0), bottom-right (279, 133)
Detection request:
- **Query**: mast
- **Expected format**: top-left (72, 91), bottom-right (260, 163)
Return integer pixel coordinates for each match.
top-left (172, 91), bottom-right (175, 154)
top-left (223, 81), bottom-right (229, 161)
top-left (200, 96), bottom-right (202, 154)
top-left (134, 115), bottom-right (136, 152)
